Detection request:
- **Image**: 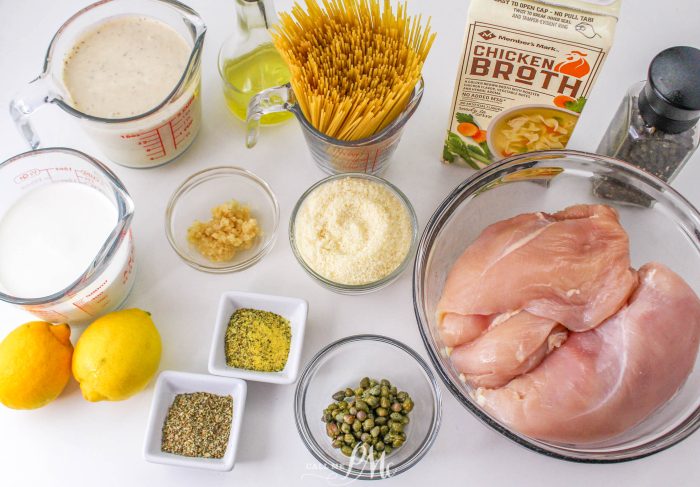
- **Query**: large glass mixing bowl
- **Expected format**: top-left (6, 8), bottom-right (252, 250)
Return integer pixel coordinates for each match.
top-left (413, 150), bottom-right (700, 462)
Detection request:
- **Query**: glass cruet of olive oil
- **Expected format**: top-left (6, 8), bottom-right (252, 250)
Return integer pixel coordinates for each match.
top-left (218, 0), bottom-right (292, 125)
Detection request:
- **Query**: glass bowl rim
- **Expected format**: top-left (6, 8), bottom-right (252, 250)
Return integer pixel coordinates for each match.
top-left (293, 333), bottom-right (443, 480)
top-left (288, 173), bottom-right (419, 294)
top-left (412, 149), bottom-right (700, 463)
top-left (164, 165), bottom-right (280, 273)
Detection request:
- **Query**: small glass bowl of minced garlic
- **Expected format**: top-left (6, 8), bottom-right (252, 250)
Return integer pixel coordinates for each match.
top-left (165, 166), bottom-right (279, 272)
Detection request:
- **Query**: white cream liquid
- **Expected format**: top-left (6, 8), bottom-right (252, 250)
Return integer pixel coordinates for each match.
top-left (63, 15), bottom-right (191, 118)
top-left (0, 183), bottom-right (118, 298)
top-left (61, 15), bottom-right (201, 168)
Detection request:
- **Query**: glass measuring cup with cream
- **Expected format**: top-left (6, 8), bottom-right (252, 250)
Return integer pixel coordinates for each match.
top-left (0, 148), bottom-right (135, 324)
top-left (9, 0), bottom-right (206, 168)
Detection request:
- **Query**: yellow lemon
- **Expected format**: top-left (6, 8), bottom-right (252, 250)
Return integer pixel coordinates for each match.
top-left (0, 322), bottom-right (73, 410)
top-left (73, 309), bottom-right (161, 402)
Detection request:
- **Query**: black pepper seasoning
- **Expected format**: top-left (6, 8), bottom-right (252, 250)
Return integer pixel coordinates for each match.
top-left (595, 46), bottom-right (700, 205)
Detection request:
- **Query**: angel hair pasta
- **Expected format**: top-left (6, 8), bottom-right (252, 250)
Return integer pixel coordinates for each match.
top-left (272, 0), bottom-right (435, 141)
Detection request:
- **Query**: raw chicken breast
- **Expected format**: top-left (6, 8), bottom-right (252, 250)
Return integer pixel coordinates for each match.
top-left (475, 263), bottom-right (700, 444)
top-left (437, 204), bottom-right (636, 344)
top-left (450, 310), bottom-right (567, 388)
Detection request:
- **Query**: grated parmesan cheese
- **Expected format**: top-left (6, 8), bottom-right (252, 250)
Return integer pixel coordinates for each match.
top-left (294, 177), bottom-right (412, 285)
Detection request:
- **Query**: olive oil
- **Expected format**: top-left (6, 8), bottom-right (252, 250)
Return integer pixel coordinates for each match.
top-left (221, 44), bottom-right (292, 125)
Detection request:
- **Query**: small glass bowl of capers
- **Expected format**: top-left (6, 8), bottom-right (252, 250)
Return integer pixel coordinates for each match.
top-left (294, 335), bottom-right (442, 480)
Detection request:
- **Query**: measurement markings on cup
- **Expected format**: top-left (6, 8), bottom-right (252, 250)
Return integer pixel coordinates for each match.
top-left (121, 95), bottom-right (196, 161)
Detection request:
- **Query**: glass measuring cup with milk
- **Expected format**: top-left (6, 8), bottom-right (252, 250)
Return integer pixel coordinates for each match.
top-left (0, 148), bottom-right (135, 324)
top-left (9, 0), bottom-right (206, 169)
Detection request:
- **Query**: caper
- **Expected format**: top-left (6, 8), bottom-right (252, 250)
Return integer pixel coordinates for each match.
top-left (390, 386), bottom-right (397, 395)
top-left (332, 391), bottom-right (346, 401)
top-left (341, 445), bottom-right (353, 456)
top-left (380, 397), bottom-right (390, 408)
top-left (390, 412), bottom-right (403, 421)
top-left (402, 399), bottom-right (414, 413)
top-left (345, 388), bottom-right (354, 397)
top-left (361, 443), bottom-right (371, 456)
top-left (397, 391), bottom-right (408, 402)
top-left (365, 396), bottom-right (379, 408)
top-left (392, 438), bottom-right (404, 448)
top-left (360, 377), bottom-right (370, 388)
top-left (335, 413), bottom-right (345, 423)
top-left (402, 415), bottom-right (410, 425)
top-left (383, 433), bottom-right (394, 443)
top-left (332, 438), bottom-right (343, 449)
top-left (344, 433), bottom-right (355, 444)
top-left (369, 385), bottom-right (381, 396)
top-left (375, 441), bottom-right (385, 451)
top-left (337, 401), bottom-right (348, 409)
top-left (374, 416), bottom-right (387, 425)
top-left (384, 446), bottom-right (393, 455)
top-left (391, 402), bottom-right (403, 413)
top-left (349, 406), bottom-right (358, 416)
top-left (380, 425), bottom-right (389, 435)
top-left (376, 407), bottom-right (388, 417)
top-left (354, 387), bottom-right (364, 396)
top-left (362, 418), bottom-right (375, 431)
top-left (355, 399), bottom-right (369, 411)
top-left (391, 422), bottom-right (404, 433)
top-left (360, 432), bottom-right (370, 442)
top-left (380, 379), bottom-right (390, 387)
top-left (343, 414), bottom-right (355, 424)
top-left (380, 386), bottom-right (390, 397)
top-left (341, 422), bottom-right (351, 434)
top-left (369, 379), bottom-right (377, 387)
top-left (370, 426), bottom-right (381, 438)
top-left (354, 430), bottom-right (362, 439)
top-left (353, 420), bottom-right (362, 432)
top-left (356, 410), bottom-right (367, 421)
top-left (326, 423), bottom-right (339, 437)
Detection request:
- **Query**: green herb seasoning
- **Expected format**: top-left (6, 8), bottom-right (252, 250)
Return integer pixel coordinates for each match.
top-left (161, 392), bottom-right (233, 459)
top-left (225, 308), bottom-right (291, 372)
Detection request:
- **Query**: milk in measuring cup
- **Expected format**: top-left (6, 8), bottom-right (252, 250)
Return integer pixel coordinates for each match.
top-left (62, 15), bottom-right (201, 168)
top-left (0, 182), bottom-right (135, 323)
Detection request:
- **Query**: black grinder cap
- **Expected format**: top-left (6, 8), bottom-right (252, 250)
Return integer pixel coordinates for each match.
top-left (638, 46), bottom-right (700, 134)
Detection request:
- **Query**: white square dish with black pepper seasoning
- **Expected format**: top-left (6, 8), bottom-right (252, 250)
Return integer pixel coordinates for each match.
top-left (143, 371), bottom-right (247, 471)
top-left (208, 291), bottom-right (308, 384)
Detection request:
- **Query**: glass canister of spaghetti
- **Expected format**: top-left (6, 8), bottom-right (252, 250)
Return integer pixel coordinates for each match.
top-left (442, 0), bottom-right (621, 169)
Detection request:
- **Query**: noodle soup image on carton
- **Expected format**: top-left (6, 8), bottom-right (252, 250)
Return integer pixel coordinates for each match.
top-left (442, 0), bottom-right (621, 168)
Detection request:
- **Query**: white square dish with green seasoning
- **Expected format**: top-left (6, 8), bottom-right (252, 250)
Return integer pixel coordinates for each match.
top-left (142, 370), bottom-right (247, 471)
top-left (208, 291), bottom-right (308, 384)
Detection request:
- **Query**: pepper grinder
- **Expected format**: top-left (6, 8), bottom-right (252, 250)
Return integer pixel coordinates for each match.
top-left (597, 46), bottom-right (700, 183)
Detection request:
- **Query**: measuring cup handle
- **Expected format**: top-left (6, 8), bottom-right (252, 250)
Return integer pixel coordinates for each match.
top-left (246, 83), bottom-right (293, 148)
top-left (9, 76), bottom-right (52, 149)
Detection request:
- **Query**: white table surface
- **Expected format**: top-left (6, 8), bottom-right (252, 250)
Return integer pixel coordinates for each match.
top-left (1, 1), bottom-right (699, 486)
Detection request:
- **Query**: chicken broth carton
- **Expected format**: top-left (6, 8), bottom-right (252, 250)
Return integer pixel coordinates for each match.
top-left (443, 0), bottom-right (621, 168)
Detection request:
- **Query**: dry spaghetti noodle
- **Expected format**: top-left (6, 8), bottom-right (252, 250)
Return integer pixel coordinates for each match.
top-left (272, 0), bottom-right (435, 141)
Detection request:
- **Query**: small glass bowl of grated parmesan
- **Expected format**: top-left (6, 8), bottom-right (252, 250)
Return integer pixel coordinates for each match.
top-left (290, 174), bottom-right (418, 294)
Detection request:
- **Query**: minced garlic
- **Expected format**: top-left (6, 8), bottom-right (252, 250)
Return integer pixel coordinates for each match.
top-left (187, 200), bottom-right (260, 262)
top-left (294, 177), bottom-right (412, 285)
